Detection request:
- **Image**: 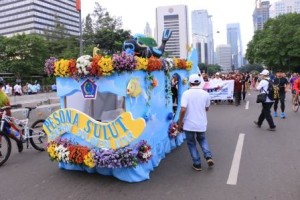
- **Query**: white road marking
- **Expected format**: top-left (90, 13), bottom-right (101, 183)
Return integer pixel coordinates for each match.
top-left (227, 133), bottom-right (245, 185)
top-left (245, 101), bottom-right (249, 110)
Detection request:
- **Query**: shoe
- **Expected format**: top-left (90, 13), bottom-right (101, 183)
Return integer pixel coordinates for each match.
top-left (253, 121), bottom-right (261, 128)
top-left (267, 127), bottom-right (276, 131)
top-left (273, 112), bottom-right (278, 117)
top-left (206, 158), bottom-right (215, 167)
top-left (192, 164), bottom-right (202, 171)
top-left (280, 112), bottom-right (286, 119)
top-left (17, 140), bottom-right (23, 153)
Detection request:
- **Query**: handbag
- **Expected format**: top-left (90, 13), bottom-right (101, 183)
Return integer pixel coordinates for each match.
top-left (256, 93), bottom-right (267, 103)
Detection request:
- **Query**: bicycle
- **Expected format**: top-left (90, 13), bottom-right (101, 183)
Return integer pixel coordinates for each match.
top-left (292, 92), bottom-right (300, 112)
top-left (0, 106), bottom-right (47, 166)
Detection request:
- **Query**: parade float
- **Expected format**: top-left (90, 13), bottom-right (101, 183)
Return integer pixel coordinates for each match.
top-left (43, 30), bottom-right (199, 182)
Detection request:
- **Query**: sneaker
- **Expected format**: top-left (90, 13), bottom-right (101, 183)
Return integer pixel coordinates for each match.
top-left (17, 140), bottom-right (23, 153)
top-left (267, 127), bottom-right (276, 131)
top-left (273, 112), bottom-right (278, 117)
top-left (206, 158), bottom-right (215, 167)
top-left (280, 112), bottom-right (286, 119)
top-left (192, 164), bottom-right (202, 171)
top-left (253, 121), bottom-right (261, 128)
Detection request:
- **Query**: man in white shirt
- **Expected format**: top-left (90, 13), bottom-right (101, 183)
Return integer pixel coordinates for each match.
top-left (13, 83), bottom-right (22, 96)
top-left (254, 69), bottom-right (276, 131)
top-left (178, 74), bottom-right (214, 171)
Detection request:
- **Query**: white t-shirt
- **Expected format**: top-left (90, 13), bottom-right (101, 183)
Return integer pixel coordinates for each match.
top-left (256, 78), bottom-right (274, 102)
top-left (180, 86), bottom-right (211, 132)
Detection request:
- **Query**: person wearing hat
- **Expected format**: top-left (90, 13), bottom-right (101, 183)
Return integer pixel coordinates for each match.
top-left (178, 74), bottom-right (214, 171)
top-left (272, 70), bottom-right (289, 118)
top-left (254, 69), bottom-right (276, 131)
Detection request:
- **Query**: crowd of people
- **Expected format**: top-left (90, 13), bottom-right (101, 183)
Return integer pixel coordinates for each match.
top-left (1, 81), bottom-right (42, 96)
top-left (174, 70), bottom-right (300, 171)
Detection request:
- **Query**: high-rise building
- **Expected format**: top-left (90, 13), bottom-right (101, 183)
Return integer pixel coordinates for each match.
top-left (270, 0), bottom-right (300, 18)
top-left (216, 44), bottom-right (232, 72)
top-left (191, 10), bottom-right (214, 65)
top-left (144, 22), bottom-right (152, 37)
top-left (155, 5), bottom-right (189, 58)
top-left (0, 0), bottom-right (80, 37)
top-left (227, 23), bottom-right (243, 69)
top-left (253, 0), bottom-right (271, 31)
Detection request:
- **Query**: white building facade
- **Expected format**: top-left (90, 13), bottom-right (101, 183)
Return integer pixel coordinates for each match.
top-left (216, 44), bottom-right (232, 72)
top-left (0, 0), bottom-right (80, 37)
top-left (270, 0), bottom-right (300, 17)
top-left (155, 5), bottom-right (189, 58)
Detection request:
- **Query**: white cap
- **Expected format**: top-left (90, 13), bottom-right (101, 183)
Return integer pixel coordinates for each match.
top-left (189, 74), bottom-right (201, 84)
top-left (216, 72), bottom-right (220, 76)
top-left (260, 69), bottom-right (269, 76)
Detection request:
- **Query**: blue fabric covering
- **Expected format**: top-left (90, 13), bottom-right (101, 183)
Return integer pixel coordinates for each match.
top-left (54, 49), bottom-right (198, 182)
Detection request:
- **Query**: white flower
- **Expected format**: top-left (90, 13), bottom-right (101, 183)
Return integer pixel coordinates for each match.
top-left (76, 55), bottom-right (92, 75)
top-left (165, 58), bottom-right (174, 70)
top-left (55, 145), bottom-right (70, 163)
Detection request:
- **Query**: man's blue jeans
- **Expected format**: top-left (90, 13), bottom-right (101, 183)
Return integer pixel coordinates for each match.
top-left (185, 131), bottom-right (212, 165)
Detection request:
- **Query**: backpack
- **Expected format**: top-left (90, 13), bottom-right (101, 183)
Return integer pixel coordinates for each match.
top-left (267, 80), bottom-right (280, 100)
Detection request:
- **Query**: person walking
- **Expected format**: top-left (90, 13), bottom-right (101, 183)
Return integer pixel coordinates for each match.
top-left (234, 74), bottom-right (243, 105)
top-left (254, 69), bottom-right (276, 131)
top-left (178, 74), bottom-right (214, 171)
top-left (273, 70), bottom-right (289, 118)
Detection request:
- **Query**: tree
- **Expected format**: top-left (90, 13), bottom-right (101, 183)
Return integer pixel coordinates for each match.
top-left (83, 14), bottom-right (95, 47)
top-left (92, 2), bottom-right (122, 31)
top-left (238, 64), bottom-right (264, 73)
top-left (2, 34), bottom-right (48, 77)
top-left (246, 13), bottom-right (300, 72)
top-left (199, 63), bottom-right (222, 75)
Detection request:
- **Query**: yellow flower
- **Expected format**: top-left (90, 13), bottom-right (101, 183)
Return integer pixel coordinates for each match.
top-left (47, 143), bottom-right (58, 160)
top-left (186, 61), bottom-right (193, 70)
top-left (98, 56), bottom-right (113, 76)
top-left (135, 56), bottom-right (148, 70)
top-left (54, 59), bottom-right (70, 77)
top-left (173, 57), bottom-right (179, 68)
top-left (83, 152), bottom-right (95, 168)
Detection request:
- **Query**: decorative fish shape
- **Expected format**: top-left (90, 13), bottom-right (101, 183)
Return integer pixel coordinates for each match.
top-left (126, 78), bottom-right (142, 97)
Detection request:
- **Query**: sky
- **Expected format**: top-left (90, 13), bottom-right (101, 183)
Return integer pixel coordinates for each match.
top-left (82, 0), bottom-right (276, 53)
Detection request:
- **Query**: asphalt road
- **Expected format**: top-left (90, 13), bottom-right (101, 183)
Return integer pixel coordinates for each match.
top-left (1, 90), bottom-right (300, 200)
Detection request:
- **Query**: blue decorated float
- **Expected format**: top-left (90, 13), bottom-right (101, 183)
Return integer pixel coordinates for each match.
top-left (43, 30), bottom-right (200, 182)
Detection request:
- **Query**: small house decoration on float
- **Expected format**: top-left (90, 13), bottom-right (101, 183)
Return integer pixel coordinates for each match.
top-left (43, 29), bottom-right (199, 182)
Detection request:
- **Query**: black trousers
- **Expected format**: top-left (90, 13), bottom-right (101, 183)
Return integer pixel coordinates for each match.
top-left (274, 92), bottom-right (286, 112)
top-left (257, 102), bottom-right (276, 128)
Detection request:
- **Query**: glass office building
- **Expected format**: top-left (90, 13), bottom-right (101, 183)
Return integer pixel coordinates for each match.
top-left (0, 0), bottom-right (80, 37)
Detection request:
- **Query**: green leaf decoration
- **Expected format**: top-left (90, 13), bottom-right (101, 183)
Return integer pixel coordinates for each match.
top-left (138, 37), bottom-right (157, 47)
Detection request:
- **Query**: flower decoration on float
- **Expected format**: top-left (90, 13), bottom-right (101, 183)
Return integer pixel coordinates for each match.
top-left (182, 78), bottom-right (188, 85)
top-left (98, 56), bottom-right (114, 76)
top-left (44, 57), bottom-right (57, 76)
top-left (113, 51), bottom-right (136, 72)
top-left (76, 55), bottom-right (92, 76)
top-left (168, 122), bottom-right (179, 138)
top-left (46, 137), bottom-right (152, 169)
top-left (54, 59), bottom-right (71, 77)
top-left (136, 140), bottom-right (152, 162)
top-left (44, 51), bottom-right (192, 78)
top-left (135, 56), bottom-right (148, 71)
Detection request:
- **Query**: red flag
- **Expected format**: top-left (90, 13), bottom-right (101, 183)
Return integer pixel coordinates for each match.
top-left (76, 0), bottom-right (81, 11)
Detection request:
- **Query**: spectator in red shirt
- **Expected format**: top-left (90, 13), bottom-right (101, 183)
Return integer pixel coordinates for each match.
top-left (234, 74), bottom-right (243, 106)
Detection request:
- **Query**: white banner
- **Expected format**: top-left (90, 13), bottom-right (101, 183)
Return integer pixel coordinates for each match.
top-left (203, 80), bottom-right (234, 100)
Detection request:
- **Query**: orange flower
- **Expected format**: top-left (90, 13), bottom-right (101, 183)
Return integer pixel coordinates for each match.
top-left (147, 56), bottom-right (162, 71)
top-left (68, 145), bottom-right (89, 164)
top-left (68, 59), bottom-right (77, 76)
top-left (90, 55), bottom-right (102, 76)
top-left (152, 79), bottom-right (158, 87)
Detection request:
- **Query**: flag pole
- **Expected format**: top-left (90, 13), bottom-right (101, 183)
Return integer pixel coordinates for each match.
top-left (79, 10), bottom-right (83, 56)
top-left (77, 0), bottom-right (83, 56)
